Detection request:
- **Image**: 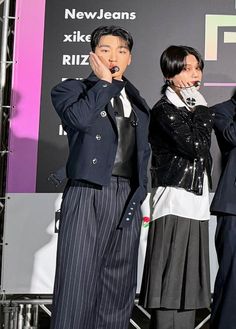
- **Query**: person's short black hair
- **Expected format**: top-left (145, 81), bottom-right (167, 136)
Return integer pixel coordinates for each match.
top-left (90, 25), bottom-right (133, 52)
top-left (160, 45), bottom-right (204, 79)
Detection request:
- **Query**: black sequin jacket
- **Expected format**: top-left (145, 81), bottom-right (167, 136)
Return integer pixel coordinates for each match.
top-left (150, 96), bottom-right (214, 195)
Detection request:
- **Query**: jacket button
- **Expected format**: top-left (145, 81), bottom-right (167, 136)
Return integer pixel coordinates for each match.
top-left (126, 217), bottom-right (130, 221)
top-left (96, 134), bottom-right (101, 141)
top-left (92, 158), bottom-right (97, 164)
top-left (100, 111), bottom-right (107, 117)
top-left (102, 83), bottom-right (108, 88)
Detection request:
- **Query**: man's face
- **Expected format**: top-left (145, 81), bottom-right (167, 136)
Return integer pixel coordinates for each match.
top-left (171, 54), bottom-right (203, 91)
top-left (94, 35), bottom-right (132, 80)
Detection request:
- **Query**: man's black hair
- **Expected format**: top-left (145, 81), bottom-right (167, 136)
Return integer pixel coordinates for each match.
top-left (90, 25), bottom-right (133, 52)
top-left (160, 45), bottom-right (204, 79)
top-left (160, 45), bottom-right (204, 94)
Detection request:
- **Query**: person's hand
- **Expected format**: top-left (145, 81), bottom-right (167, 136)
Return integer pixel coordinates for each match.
top-left (89, 52), bottom-right (112, 83)
top-left (180, 86), bottom-right (207, 108)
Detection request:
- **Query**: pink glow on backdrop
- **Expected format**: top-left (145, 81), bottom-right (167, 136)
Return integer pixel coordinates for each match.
top-left (204, 82), bottom-right (236, 87)
top-left (6, 0), bottom-right (46, 192)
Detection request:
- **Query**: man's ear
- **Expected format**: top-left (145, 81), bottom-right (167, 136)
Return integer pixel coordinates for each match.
top-left (128, 54), bottom-right (132, 65)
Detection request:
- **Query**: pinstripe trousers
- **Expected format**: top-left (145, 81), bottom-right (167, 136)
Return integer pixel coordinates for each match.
top-left (50, 176), bottom-right (142, 329)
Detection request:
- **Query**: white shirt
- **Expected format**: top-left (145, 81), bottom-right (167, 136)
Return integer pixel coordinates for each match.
top-left (111, 87), bottom-right (132, 117)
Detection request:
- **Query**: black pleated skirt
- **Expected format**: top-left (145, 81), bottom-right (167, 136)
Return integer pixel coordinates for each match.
top-left (139, 215), bottom-right (211, 310)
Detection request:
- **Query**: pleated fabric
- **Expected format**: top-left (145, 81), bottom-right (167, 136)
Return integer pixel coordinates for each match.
top-left (139, 215), bottom-right (211, 310)
top-left (50, 177), bottom-right (142, 329)
top-left (149, 309), bottom-right (196, 329)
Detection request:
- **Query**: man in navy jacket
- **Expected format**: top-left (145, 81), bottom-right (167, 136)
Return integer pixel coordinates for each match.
top-left (50, 25), bottom-right (150, 329)
top-left (210, 91), bottom-right (236, 329)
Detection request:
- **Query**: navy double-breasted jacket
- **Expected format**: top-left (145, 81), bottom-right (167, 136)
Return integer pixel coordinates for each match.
top-left (210, 97), bottom-right (236, 216)
top-left (51, 73), bottom-right (150, 227)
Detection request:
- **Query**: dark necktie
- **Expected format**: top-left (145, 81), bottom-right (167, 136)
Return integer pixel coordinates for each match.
top-left (113, 95), bottom-right (124, 117)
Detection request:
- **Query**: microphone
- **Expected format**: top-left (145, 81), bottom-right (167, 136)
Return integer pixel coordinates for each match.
top-left (166, 80), bottom-right (201, 88)
top-left (110, 66), bottom-right (120, 74)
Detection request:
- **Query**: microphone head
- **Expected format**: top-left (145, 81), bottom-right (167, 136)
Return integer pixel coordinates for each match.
top-left (110, 66), bottom-right (120, 74)
top-left (194, 81), bottom-right (201, 87)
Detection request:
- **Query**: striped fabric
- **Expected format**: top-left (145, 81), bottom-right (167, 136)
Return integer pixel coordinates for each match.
top-left (50, 176), bottom-right (142, 329)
